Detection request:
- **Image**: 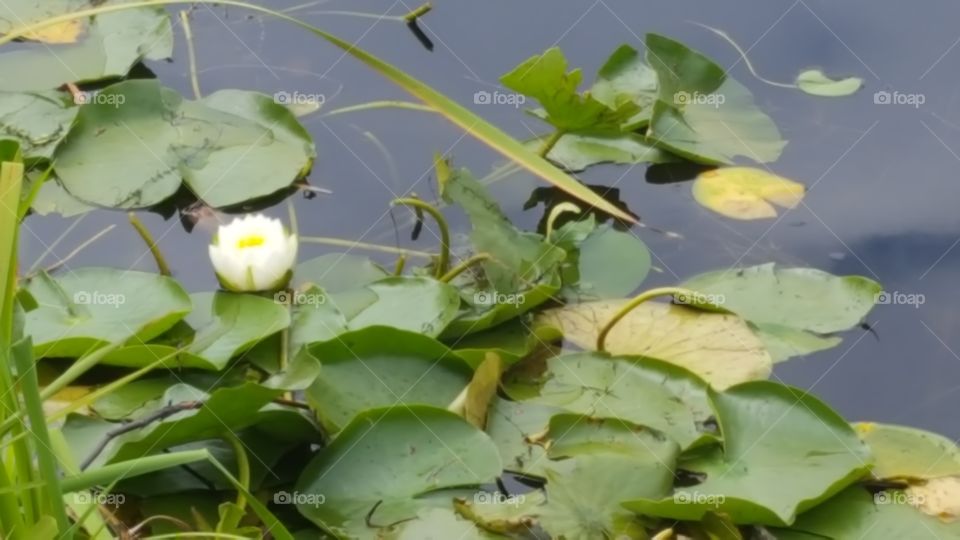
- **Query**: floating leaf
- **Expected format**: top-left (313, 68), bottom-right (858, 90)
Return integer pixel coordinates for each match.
top-left (537, 300), bottom-right (772, 389)
top-left (692, 167), bottom-right (805, 220)
top-left (541, 454), bottom-right (672, 539)
top-left (25, 268), bottom-right (191, 358)
top-left (554, 220), bottom-right (651, 300)
top-left (348, 277), bottom-right (461, 338)
top-left (305, 327), bottom-right (473, 432)
top-left (796, 69), bottom-right (863, 97)
top-left (0, 7), bottom-right (172, 91)
top-left (504, 353), bottom-right (714, 449)
top-left (683, 263), bottom-right (882, 334)
top-left (854, 422), bottom-right (960, 481)
top-left (778, 487), bottom-right (960, 538)
top-left (294, 406), bottom-right (502, 538)
top-left (454, 490), bottom-right (546, 535)
top-left (54, 80), bottom-right (315, 209)
top-left (590, 44), bottom-right (659, 130)
top-left (906, 476), bottom-right (960, 521)
top-left (645, 34), bottom-right (786, 164)
top-left (0, 91), bottom-right (77, 161)
top-left (537, 132), bottom-right (674, 172)
top-left (625, 381), bottom-right (872, 526)
top-left (0, 1), bottom-right (88, 44)
top-left (452, 320), bottom-right (560, 369)
top-left (484, 398), bottom-right (558, 476)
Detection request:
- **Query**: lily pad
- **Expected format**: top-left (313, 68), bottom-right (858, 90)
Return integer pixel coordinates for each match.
top-left (484, 398), bottom-right (559, 476)
top-left (294, 406), bottom-right (502, 538)
top-left (536, 300), bottom-right (772, 389)
top-left (555, 221), bottom-right (651, 301)
top-left (348, 277), bottom-right (461, 337)
top-left (0, 91), bottom-right (76, 160)
top-left (305, 327), bottom-right (473, 432)
top-left (504, 352), bottom-right (714, 449)
top-left (0, 6), bottom-right (173, 92)
top-left (625, 381), bottom-right (872, 526)
top-left (906, 476), bottom-right (960, 521)
top-left (854, 422), bottom-right (960, 481)
top-left (539, 132), bottom-right (674, 172)
top-left (590, 44), bottom-right (659, 130)
top-left (645, 33), bottom-right (786, 164)
top-left (778, 486), bottom-right (960, 538)
top-left (53, 80), bottom-right (315, 209)
top-left (454, 490), bottom-right (546, 535)
top-left (796, 69), bottom-right (863, 97)
top-left (0, 1), bottom-right (89, 44)
top-left (293, 253), bottom-right (389, 293)
top-left (682, 263), bottom-right (882, 334)
top-left (180, 291), bottom-right (291, 370)
top-left (452, 320), bottom-right (560, 369)
top-left (25, 268), bottom-right (191, 358)
top-left (692, 167), bottom-right (805, 220)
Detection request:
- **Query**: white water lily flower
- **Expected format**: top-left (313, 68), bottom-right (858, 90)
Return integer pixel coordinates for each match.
top-left (209, 214), bottom-right (298, 292)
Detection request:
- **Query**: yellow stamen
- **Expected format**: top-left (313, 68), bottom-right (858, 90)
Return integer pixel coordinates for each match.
top-left (237, 235), bottom-right (265, 249)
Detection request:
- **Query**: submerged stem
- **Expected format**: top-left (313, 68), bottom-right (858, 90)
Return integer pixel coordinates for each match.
top-left (537, 130), bottom-right (565, 159)
top-left (391, 198), bottom-right (450, 278)
top-left (128, 213), bottom-right (172, 276)
top-left (180, 10), bottom-right (203, 99)
top-left (596, 287), bottom-right (702, 352)
top-left (440, 253), bottom-right (491, 283)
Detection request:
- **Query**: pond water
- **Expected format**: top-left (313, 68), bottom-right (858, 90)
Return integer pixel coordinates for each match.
top-left (19, 0), bottom-right (960, 439)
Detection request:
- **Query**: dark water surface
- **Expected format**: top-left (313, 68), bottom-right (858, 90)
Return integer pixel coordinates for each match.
top-left (19, 0), bottom-right (960, 438)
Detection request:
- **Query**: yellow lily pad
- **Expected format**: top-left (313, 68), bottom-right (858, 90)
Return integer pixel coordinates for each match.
top-left (692, 167), bottom-right (805, 220)
top-left (854, 422), bottom-right (960, 480)
top-left (907, 476), bottom-right (960, 522)
top-left (536, 300), bottom-right (772, 389)
top-left (22, 19), bottom-right (85, 44)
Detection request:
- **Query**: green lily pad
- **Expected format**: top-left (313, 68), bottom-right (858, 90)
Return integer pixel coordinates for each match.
top-left (538, 132), bottom-right (674, 172)
top-left (348, 277), bottom-right (461, 337)
top-left (504, 352), bottom-right (714, 449)
top-left (545, 414), bottom-right (679, 463)
top-left (590, 44), bottom-right (659, 130)
top-left (645, 33), bottom-right (786, 164)
top-left (288, 286), bottom-right (348, 352)
top-left (25, 268), bottom-right (191, 358)
top-left (452, 320), bottom-right (560, 369)
top-left (777, 486), bottom-right (960, 539)
top-left (554, 220), bottom-right (651, 301)
top-left (0, 6), bottom-right (172, 92)
top-left (484, 398), bottom-right (559, 477)
top-left (854, 422), bottom-right (960, 481)
top-left (795, 69), bottom-right (863, 97)
top-left (683, 263), bottom-right (881, 334)
top-left (293, 253), bottom-right (389, 293)
top-left (180, 292), bottom-right (291, 370)
top-left (53, 80), bottom-right (315, 209)
top-left (625, 381), bottom-right (872, 526)
top-left (0, 91), bottom-right (76, 161)
top-left (30, 178), bottom-right (94, 217)
top-left (294, 406), bottom-right (502, 538)
top-left (305, 327), bottom-right (473, 432)
top-left (753, 323), bottom-right (842, 363)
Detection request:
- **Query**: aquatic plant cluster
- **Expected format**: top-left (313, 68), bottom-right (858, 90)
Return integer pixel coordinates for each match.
top-left (0, 2), bottom-right (956, 539)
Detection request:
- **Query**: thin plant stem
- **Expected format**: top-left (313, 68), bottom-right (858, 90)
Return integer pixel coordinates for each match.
top-left (596, 287), bottom-right (701, 352)
top-left (440, 253), bottom-right (491, 283)
top-left (128, 213), bottom-right (172, 276)
top-left (180, 10), bottom-right (203, 99)
top-left (391, 198), bottom-right (450, 277)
